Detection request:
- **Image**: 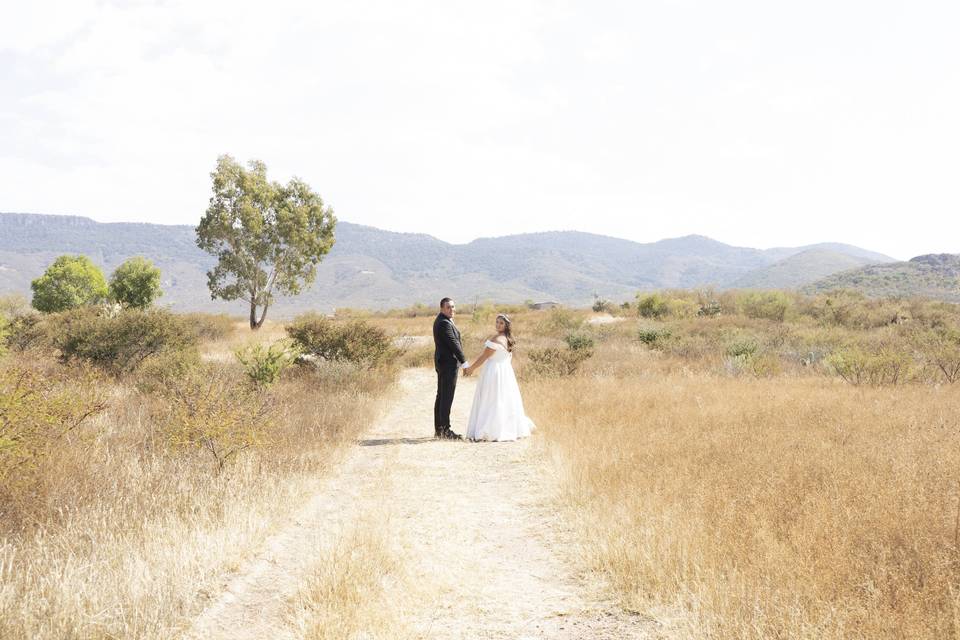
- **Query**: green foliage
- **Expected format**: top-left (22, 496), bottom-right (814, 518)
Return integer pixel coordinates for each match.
top-left (636, 293), bottom-right (669, 319)
top-left (286, 314), bottom-right (399, 368)
top-left (234, 340), bottom-right (300, 387)
top-left (109, 256), bottom-right (162, 309)
top-left (54, 307), bottom-right (197, 376)
top-left (592, 294), bottom-right (611, 313)
top-left (157, 364), bottom-right (273, 472)
top-left (637, 327), bottom-right (672, 347)
top-left (697, 300), bottom-right (722, 317)
top-left (827, 344), bottom-right (915, 386)
top-left (737, 290), bottom-right (792, 322)
top-left (910, 327), bottom-right (960, 384)
top-left (196, 155), bottom-right (337, 329)
top-left (526, 346), bottom-right (592, 377)
top-left (564, 332), bottom-right (595, 353)
top-left (30, 255), bottom-right (108, 313)
top-left (0, 364), bottom-right (107, 511)
top-left (725, 337), bottom-right (760, 359)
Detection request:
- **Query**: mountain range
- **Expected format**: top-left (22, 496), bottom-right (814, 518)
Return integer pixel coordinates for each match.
top-left (2, 211), bottom-right (947, 314)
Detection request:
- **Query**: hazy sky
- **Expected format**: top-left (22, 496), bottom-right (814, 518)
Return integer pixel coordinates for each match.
top-left (2, 0), bottom-right (958, 260)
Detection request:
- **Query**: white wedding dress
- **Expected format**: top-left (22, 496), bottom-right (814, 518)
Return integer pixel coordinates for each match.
top-left (466, 340), bottom-right (536, 442)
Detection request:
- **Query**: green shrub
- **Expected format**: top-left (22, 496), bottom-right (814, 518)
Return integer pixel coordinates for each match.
top-left (109, 257), bottom-right (163, 309)
top-left (30, 255), bottom-right (108, 313)
top-left (157, 364), bottom-right (273, 472)
top-left (286, 314), bottom-right (399, 368)
top-left (0, 363), bottom-right (107, 514)
top-left (637, 293), bottom-right (669, 319)
top-left (135, 347), bottom-right (202, 395)
top-left (637, 327), bottom-right (672, 347)
top-left (738, 291), bottom-right (792, 322)
top-left (564, 332), bottom-right (595, 353)
top-left (592, 295), bottom-right (611, 313)
top-left (910, 327), bottom-right (960, 384)
top-left (54, 307), bottom-right (197, 375)
top-left (827, 345), bottom-right (916, 385)
top-left (726, 338), bottom-right (760, 359)
top-left (698, 300), bottom-right (722, 317)
top-left (3, 314), bottom-right (54, 353)
top-left (179, 312), bottom-right (236, 341)
top-left (525, 346), bottom-right (592, 377)
top-left (234, 340), bottom-right (300, 387)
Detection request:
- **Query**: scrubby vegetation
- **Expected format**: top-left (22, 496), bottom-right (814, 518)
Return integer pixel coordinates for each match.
top-left (508, 290), bottom-right (960, 639)
top-left (0, 298), bottom-right (397, 639)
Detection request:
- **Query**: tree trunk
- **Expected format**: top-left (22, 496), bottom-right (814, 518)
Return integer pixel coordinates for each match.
top-left (249, 301), bottom-right (269, 330)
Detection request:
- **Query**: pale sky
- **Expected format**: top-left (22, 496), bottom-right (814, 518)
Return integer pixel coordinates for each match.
top-left (2, 0), bottom-right (958, 260)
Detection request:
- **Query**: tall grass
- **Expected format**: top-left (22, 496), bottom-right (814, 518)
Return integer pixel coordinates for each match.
top-left (524, 321), bottom-right (960, 638)
top-left (0, 313), bottom-right (395, 639)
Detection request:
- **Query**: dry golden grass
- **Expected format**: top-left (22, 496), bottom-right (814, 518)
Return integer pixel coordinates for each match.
top-left (524, 346), bottom-right (960, 638)
top-left (0, 324), bottom-right (395, 639)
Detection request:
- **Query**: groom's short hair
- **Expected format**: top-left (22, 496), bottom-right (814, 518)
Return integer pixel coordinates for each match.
top-left (440, 297), bottom-right (453, 308)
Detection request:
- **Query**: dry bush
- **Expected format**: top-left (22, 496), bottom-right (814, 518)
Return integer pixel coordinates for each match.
top-left (157, 364), bottom-right (274, 472)
top-left (53, 307), bottom-right (197, 375)
top-left (525, 369), bottom-right (960, 639)
top-left (179, 312), bottom-right (237, 341)
top-left (287, 314), bottom-right (400, 368)
top-left (0, 337), bottom-right (396, 639)
top-left (0, 361), bottom-right (107, 524)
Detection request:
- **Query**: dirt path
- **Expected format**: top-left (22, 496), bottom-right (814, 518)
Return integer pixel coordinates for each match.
top-left (186, 368), bottom-right (656, 639)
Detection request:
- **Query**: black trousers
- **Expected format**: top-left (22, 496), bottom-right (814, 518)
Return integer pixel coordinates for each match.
top-left (434, 365), bottom-right (458, 432)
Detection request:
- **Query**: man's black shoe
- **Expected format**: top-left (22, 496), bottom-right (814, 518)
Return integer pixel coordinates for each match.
top-left (438, 428), bottom-right (462, 440)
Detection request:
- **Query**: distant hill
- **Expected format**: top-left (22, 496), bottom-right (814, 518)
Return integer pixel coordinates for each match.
top-left (730, 248), bottom-right (888, 289)
top-left (805, 254), bottom-right (960, 302)
top-left (0, 212), bottom-right (899, 313)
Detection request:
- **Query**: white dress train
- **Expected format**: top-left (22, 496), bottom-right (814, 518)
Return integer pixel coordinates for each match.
top-left (465, 340), bottom-right (536, 442)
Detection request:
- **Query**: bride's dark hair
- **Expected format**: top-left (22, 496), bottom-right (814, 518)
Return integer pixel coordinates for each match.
top-left (497, 314), bottom-right (515, 352)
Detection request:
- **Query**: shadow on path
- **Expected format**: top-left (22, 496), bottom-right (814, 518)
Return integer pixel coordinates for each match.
top-left (358, 436), bottom-right (436, 447)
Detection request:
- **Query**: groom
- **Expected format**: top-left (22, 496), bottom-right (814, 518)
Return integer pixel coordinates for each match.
top-left (433, 297), bottom-right (467, 440)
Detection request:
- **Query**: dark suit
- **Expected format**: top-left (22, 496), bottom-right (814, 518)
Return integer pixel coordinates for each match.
top-left (433, 313), bottom-right (466, 433)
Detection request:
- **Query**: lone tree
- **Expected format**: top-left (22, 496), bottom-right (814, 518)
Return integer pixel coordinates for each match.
top-left (109, 257), bottom-right (163, 309)
top-left (31, 255), bottom-right (108, 313)
top-left (196, 155), bottom-right (336, 329)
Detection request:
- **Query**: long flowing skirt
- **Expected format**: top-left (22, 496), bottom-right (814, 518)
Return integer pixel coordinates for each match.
top-left (465, 358), bottom-right (535, 442)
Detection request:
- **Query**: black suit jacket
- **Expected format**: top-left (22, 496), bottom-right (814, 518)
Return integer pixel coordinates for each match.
top-left (433, 313), bottom-right (466, 369)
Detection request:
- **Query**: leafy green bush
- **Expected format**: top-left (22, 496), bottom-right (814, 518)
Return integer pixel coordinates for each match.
top-left (637, 327), bottom-right (672, 347)
top-left (725, 338), bottom-right (760, 359)
top-left (157, 364), bottom-right (274, 472)
top-left (31, 255), bottom-right (108, 313)
top-left (286, 314), bottom-right (399, 368)
top-left (234, 340), bottom-right (300, 387)
top-left (109, 257), bottom-right (163, 309)
top-left (592, 295), bottom-right (611, 313)
top-left (636, 293), bottom-right (669, 319)
top-left (564, 332), bottom-right (595, 353)
top-left (54, 307), bottom-right (197, 375)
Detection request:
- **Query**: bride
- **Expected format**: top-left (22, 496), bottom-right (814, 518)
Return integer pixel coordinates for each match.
top-left (463, 313), bottom-right (535, 442)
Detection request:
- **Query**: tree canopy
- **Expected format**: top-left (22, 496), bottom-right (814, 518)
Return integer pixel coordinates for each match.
top-left (196, 155), bottom-right (337, 329)
top-left (109, 257), bottom-right (163, 309)
top-left (31, 254), bottom-right (108, 313)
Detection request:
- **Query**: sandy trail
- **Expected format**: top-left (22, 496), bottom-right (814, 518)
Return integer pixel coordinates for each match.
top-left (186, 368), bottom-right (655, 639)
